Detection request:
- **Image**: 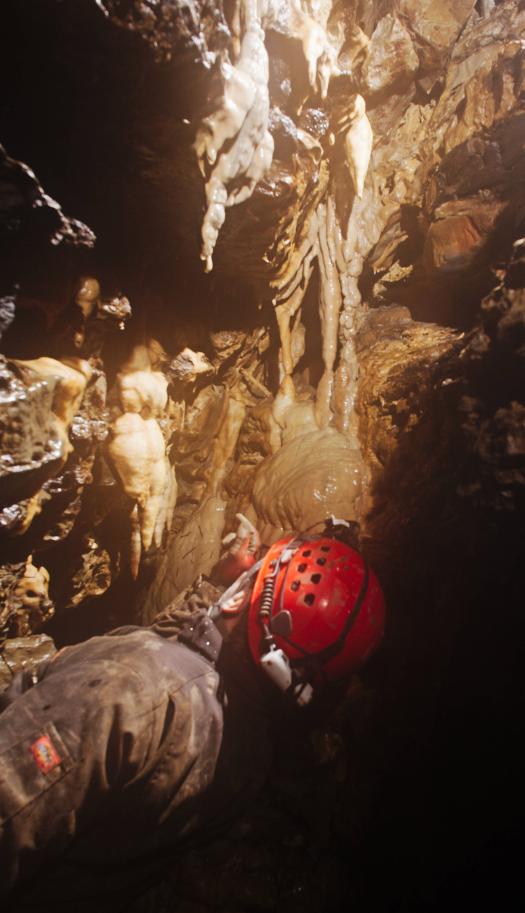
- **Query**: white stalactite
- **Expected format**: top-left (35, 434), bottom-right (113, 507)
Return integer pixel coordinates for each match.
top-left (315, 196), bottom-right (343, 428)
top-left (344, 94), bottom-right (373, 198)
top-left (194, 0), bottom-right (344, 271)
top-left (109, 344), bottom-right (177, 577)
top-left (109, 411), bottom-right (168, 575)
top-left (195, 3), bottom-right (376, 454)
top-left (195, 0), bottom-right (273, 272)
top-left (290, 0), bottom-right (338, 99)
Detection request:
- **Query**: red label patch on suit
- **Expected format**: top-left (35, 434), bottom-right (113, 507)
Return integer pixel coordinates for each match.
top-left (30, 734), bottom-right (61, 774)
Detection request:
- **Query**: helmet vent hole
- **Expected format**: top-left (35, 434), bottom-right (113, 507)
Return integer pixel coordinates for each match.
top-left (304, 593), bottom-right (315, 606)
top-left (316, 557), bottom-right (326, 566)
top-left (321, 545), bottom-right (330, 552)
top-left (311, 573), bottom-right (321, 584)
top-left (297, 563), bottom-right (307, 572)
top-left (291, 581), bottom-right (300, 592)
top-left (302, 549), bottom-right (312, 557)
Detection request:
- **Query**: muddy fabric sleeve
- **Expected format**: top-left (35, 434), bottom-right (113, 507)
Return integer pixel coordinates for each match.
top-left (0, 650), bottom-right (159, 900)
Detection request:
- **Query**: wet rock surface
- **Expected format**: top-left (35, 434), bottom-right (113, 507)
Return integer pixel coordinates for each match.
top-left (1, 1), bottom-right (524, 910)
top-left (0, 557), bottom-right (54, 639)
top-left (0, 633), bottom-right (56, 694)
top-left (0, 356), bottom-right (65, 510)
top-left (252, 427), bottom-right (365, 540)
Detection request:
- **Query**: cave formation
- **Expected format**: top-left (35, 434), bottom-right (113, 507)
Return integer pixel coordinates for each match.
top-left (1, 0), bottom-right (524, 910)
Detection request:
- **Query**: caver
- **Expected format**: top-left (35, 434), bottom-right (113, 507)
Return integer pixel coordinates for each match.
top-left (0, 516), bottom-right (385, 911)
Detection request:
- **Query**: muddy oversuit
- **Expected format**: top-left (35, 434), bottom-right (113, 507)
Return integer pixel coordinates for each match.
top-left (0, 592), bottom-right (272, 911)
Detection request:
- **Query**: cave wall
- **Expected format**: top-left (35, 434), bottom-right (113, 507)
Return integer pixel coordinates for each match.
top-left (1, 0), bottom-right (524, 908)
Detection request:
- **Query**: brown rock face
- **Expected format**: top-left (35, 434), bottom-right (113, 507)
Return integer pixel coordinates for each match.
top-left (399, 0), bottom-right (476, 68)
top-left (363, 14), bottom-right (419, 95)
top-left (356, 307), bottom-right (462, 474)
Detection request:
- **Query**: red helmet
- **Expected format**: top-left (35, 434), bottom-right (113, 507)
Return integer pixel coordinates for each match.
top-left (247, 535), bottom-right (385, 695)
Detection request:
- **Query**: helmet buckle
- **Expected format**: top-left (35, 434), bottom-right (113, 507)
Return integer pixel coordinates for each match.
top-left (260, 646), bottom-right (293, 691)
top-left (270, 609), bottom-right (293, 637)
top-left (294, 680), bottom-right (314, 707)
top-left (260, 646), bottom-right (314, 706)
top-left (280, 547), bottom-right (296, 564)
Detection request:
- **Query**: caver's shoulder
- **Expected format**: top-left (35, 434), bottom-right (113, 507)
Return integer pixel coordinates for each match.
top-left (42, 626), bottom-right (221, 706)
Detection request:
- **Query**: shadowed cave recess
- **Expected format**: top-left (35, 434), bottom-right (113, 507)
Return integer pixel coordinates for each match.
top-left (1, 0), bottom-right (524, 910)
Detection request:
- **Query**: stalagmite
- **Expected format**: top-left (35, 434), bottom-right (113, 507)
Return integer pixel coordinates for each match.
top-left (344, 94), bottom-right (373, 198)
top-left (333, 198), bottom-right (371, 436)
top-left (273, 208), bottom-right (319, 381)
top-left (315, 196), bottom-right (344, 428)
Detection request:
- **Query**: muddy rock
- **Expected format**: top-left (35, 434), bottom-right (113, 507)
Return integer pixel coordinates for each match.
top-left (0, 633), bottom-right (56, 694)
top-left (0, 557), bottom-right (54, 639)
top-left (0, 143), bottom-right (95, 264)
top-left (0, 356), bottom-right (64, 510)
top-left (363, 14), bottom-right (419, 96)
top-left (143, 494), bottom-right (226, 621)
top-left (0, 294), bottom-right (16, 341)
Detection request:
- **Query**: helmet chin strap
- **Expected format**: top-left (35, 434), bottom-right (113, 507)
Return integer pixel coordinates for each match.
top-left (209, 539), bottom-right (313, 705)
top-left (208, 559), bottom-right (264, 622)
top-left (255, 540), bottom-right (316, 706)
